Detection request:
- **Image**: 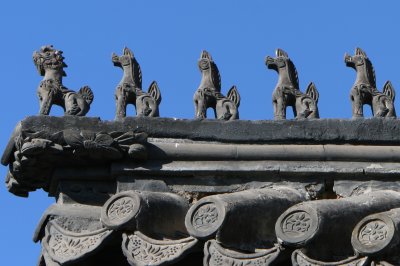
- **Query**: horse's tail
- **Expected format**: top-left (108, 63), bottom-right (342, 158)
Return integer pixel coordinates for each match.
top-left (305, 82), bottom-right (319, 103)
top-left (226, 85), bottom-right (241, 107)
top-left (382, 80), bottom-right (396, 101)
top-left (147, 81), bottom-right (162, 105)
top-left (78, 86), bottom-right (94, 105)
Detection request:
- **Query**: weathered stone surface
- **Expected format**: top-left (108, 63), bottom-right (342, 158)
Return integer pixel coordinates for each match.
top-left (112, 47), bottom-right (161, 118)
top-left (291, 249), bottom-right (369, 266)
top-left (185, 187), bottom-right (305, 251)
top-left (203, 240), bottom-right (282, 266)
top-left (101, 190), bottom-right (189, 238)
top-left (345, 48), bottom-right (396, 118)
top-left (33, 45), bottom-right (94, 116)
top-left (194, 50), bottom-right (240, 120)
top-left (266, 49), bottom-right (319, 120)
top-left (275, 190), bottom-right (400, 261)
top-left (122, 231), bottom-right (198, 266)
top-left (351, 208), bottom-right (400, 262)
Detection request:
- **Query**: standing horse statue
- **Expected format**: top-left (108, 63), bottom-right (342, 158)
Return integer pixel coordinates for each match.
top-left (112, 47), bottom-right (161, 119)
top-left (33, 45), bottom-right (94, 116)
top-left (345, 48), bottom-right (396, 118)
top-left (193, 50), bottom-right (240, 120)
top-left (265, 49), bottom-right (319, 120)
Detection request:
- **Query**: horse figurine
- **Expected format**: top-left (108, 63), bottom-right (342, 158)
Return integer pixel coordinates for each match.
top-left (193, 50), bottom-right (240, 120)
top-left (345, 48), bottom-right (396, 118)
top-left (112, 47), bottom-right (161, 119)
top-left (265, 49), bottom-right (319, 120)
top-left (33, 45), bottom-right (94, 116)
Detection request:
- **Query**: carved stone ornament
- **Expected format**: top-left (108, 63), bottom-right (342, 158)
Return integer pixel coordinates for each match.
top-left (291, 249), bottom-right (369, 266)
top-left (275, 207), bottom-right (319, 246)
top-left (266, 48), bottom-right (319, 120)
top-left (203, 240), bottom-right (281, 266)
top-left (351, 213), bottom-right (395, 256)
top-left (345, 48), bottom-right (396, 118)
top-left (101, 191), bottom-right (142, 229)
top-left (33, 45), bottom-right (94, 116)
top-left (193, 50), bottom-right (240, 120)
top-left (185, 199), bottom-right (225, 239)
top-left (122, 231), bottom-right (198, 266)
top-left (41, 220), bottom-right (113, 265)
top-left (6, 129), bottom-right (148, 196)
top-left (112, 47), bottom-right (161, 118)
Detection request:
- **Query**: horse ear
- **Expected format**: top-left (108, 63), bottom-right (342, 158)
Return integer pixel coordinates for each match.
top-left (306, 82), bottom-right (319, 103)
top-left (383, 81), bottom-right (396, 101)
top-left (227, 85), bottom-right (241, 107)
top-left (355, 47), bottom-right (367, 58)
top-left (123, 47), bottom-right (134, 58)
top-left (276, 48), bottom-right (288, 58)
top-left (148, 81), bottom-right (162, 105)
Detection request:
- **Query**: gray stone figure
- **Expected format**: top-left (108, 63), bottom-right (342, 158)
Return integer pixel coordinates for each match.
top-left (33, 45), bottom-right (94, 116)
top-left (193, 50), bottom-right (240, 120)
top-left (266, 49), bottom-right (319, 120)
top-left (345, 48), bottom-right (396, 118)
top-left (112, 47), bottom-right (161, 119)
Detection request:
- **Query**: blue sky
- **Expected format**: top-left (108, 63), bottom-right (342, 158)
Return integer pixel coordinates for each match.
top-left (1, 0), bottom-right (400, 264)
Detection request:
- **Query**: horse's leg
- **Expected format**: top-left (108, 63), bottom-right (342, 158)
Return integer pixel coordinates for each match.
top-left (273, 90), bottom-right (286, 120)
top-left (385, 98), bottom-right (396, 117)
top-left (115, 87), bottom-right (127, 119)
top-left (194, 91), bottom-right (206, 119)
top-left (38, 88), bottom-right (53, 115)
top-left (350, 88), bottom-right (363, 118)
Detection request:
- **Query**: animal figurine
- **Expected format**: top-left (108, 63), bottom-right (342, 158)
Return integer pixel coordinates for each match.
top-left (193, 50), bottom-right (240, 120)
top-left (345, 48), bottom-right (396, 118)
top-left (112, 47), bottom-right (161, 119)
top-left (33, 45), bottom-right (94, 116)
top-left (265, 49), bottom-right (319, 120)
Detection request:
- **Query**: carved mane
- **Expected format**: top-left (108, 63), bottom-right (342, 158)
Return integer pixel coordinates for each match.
top-left (287, 59), bottom-right (300, 90)
top-left (210, 61), bottom-right (221, 91)
top-left (364, 57), bottom-right (376, 88)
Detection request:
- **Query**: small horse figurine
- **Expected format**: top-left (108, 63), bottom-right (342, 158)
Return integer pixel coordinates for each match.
top-left (33, 45), bottom-right (94, 116)
top-left (193, 50), bottom-right (240, 120)
top-left (265, 49), bottom-right (319, 120)
top-left (112, 47), bottom-right (161, 119)
top-left (345, 48), bottom-right (396, 118)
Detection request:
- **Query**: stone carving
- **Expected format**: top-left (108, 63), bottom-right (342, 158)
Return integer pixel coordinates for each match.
top-left (33, 45), bottom-right (94, 116)
top-left (204, 240), bottom-right (281, 266)
top-left (358, 220), bottom-right (389, 246)
top-left (112, 47), bottom-right (161, 118)
top-left (351, 211), bottom-right (397, 256)
top-left (101, 191), bottom-right (141, 229)
top-left (42, 220), bottom-right (113, 265)
top-left (345, 48), bottom-right (396, 118)
top-left (6, 129), bottom-right (148, 196)
top-left (122, 231), bottom-right (198, 266)
top-left (192, 202), bottom-right (219, 231)
top-left (282, 211), bottom-right (312, 236)
top-left (276, 191), bottom-right (400, 262)
top-left (186, 187), bottom-right (305, 252)
top-left (193, 50), bottom-right (240, 120)
top-left (291, 249), bottom-right (369, 266)
top-left (102, 190), bottom-right (189, 237)
top-left (266, 49), bottom-right (319, 120)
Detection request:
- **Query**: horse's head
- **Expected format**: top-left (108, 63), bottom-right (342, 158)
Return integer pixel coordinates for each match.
top-left (265, 49), bottom-right (290, 72)
top-left (33, 45), bottom-right (67, 77)
top-left (344, 48), bottom-right (369, 70)
top-left (198, 50), bottom-right (221, 91)
top-left (112, 47), bottom-right (135, 68)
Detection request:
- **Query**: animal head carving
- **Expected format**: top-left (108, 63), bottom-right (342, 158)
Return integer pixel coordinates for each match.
top-left (345, 47), bottom-right (376, 88)
top-left (344, 47), bottom-right (369, 69)
top-left (198, 50), bottom-right (221, 91)
top-left (112, 47), bottom-right (142, 88)
top-left (33, 45), bottom-right (67, 76)
top-left (265, 48), bottom-right (290, 71)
